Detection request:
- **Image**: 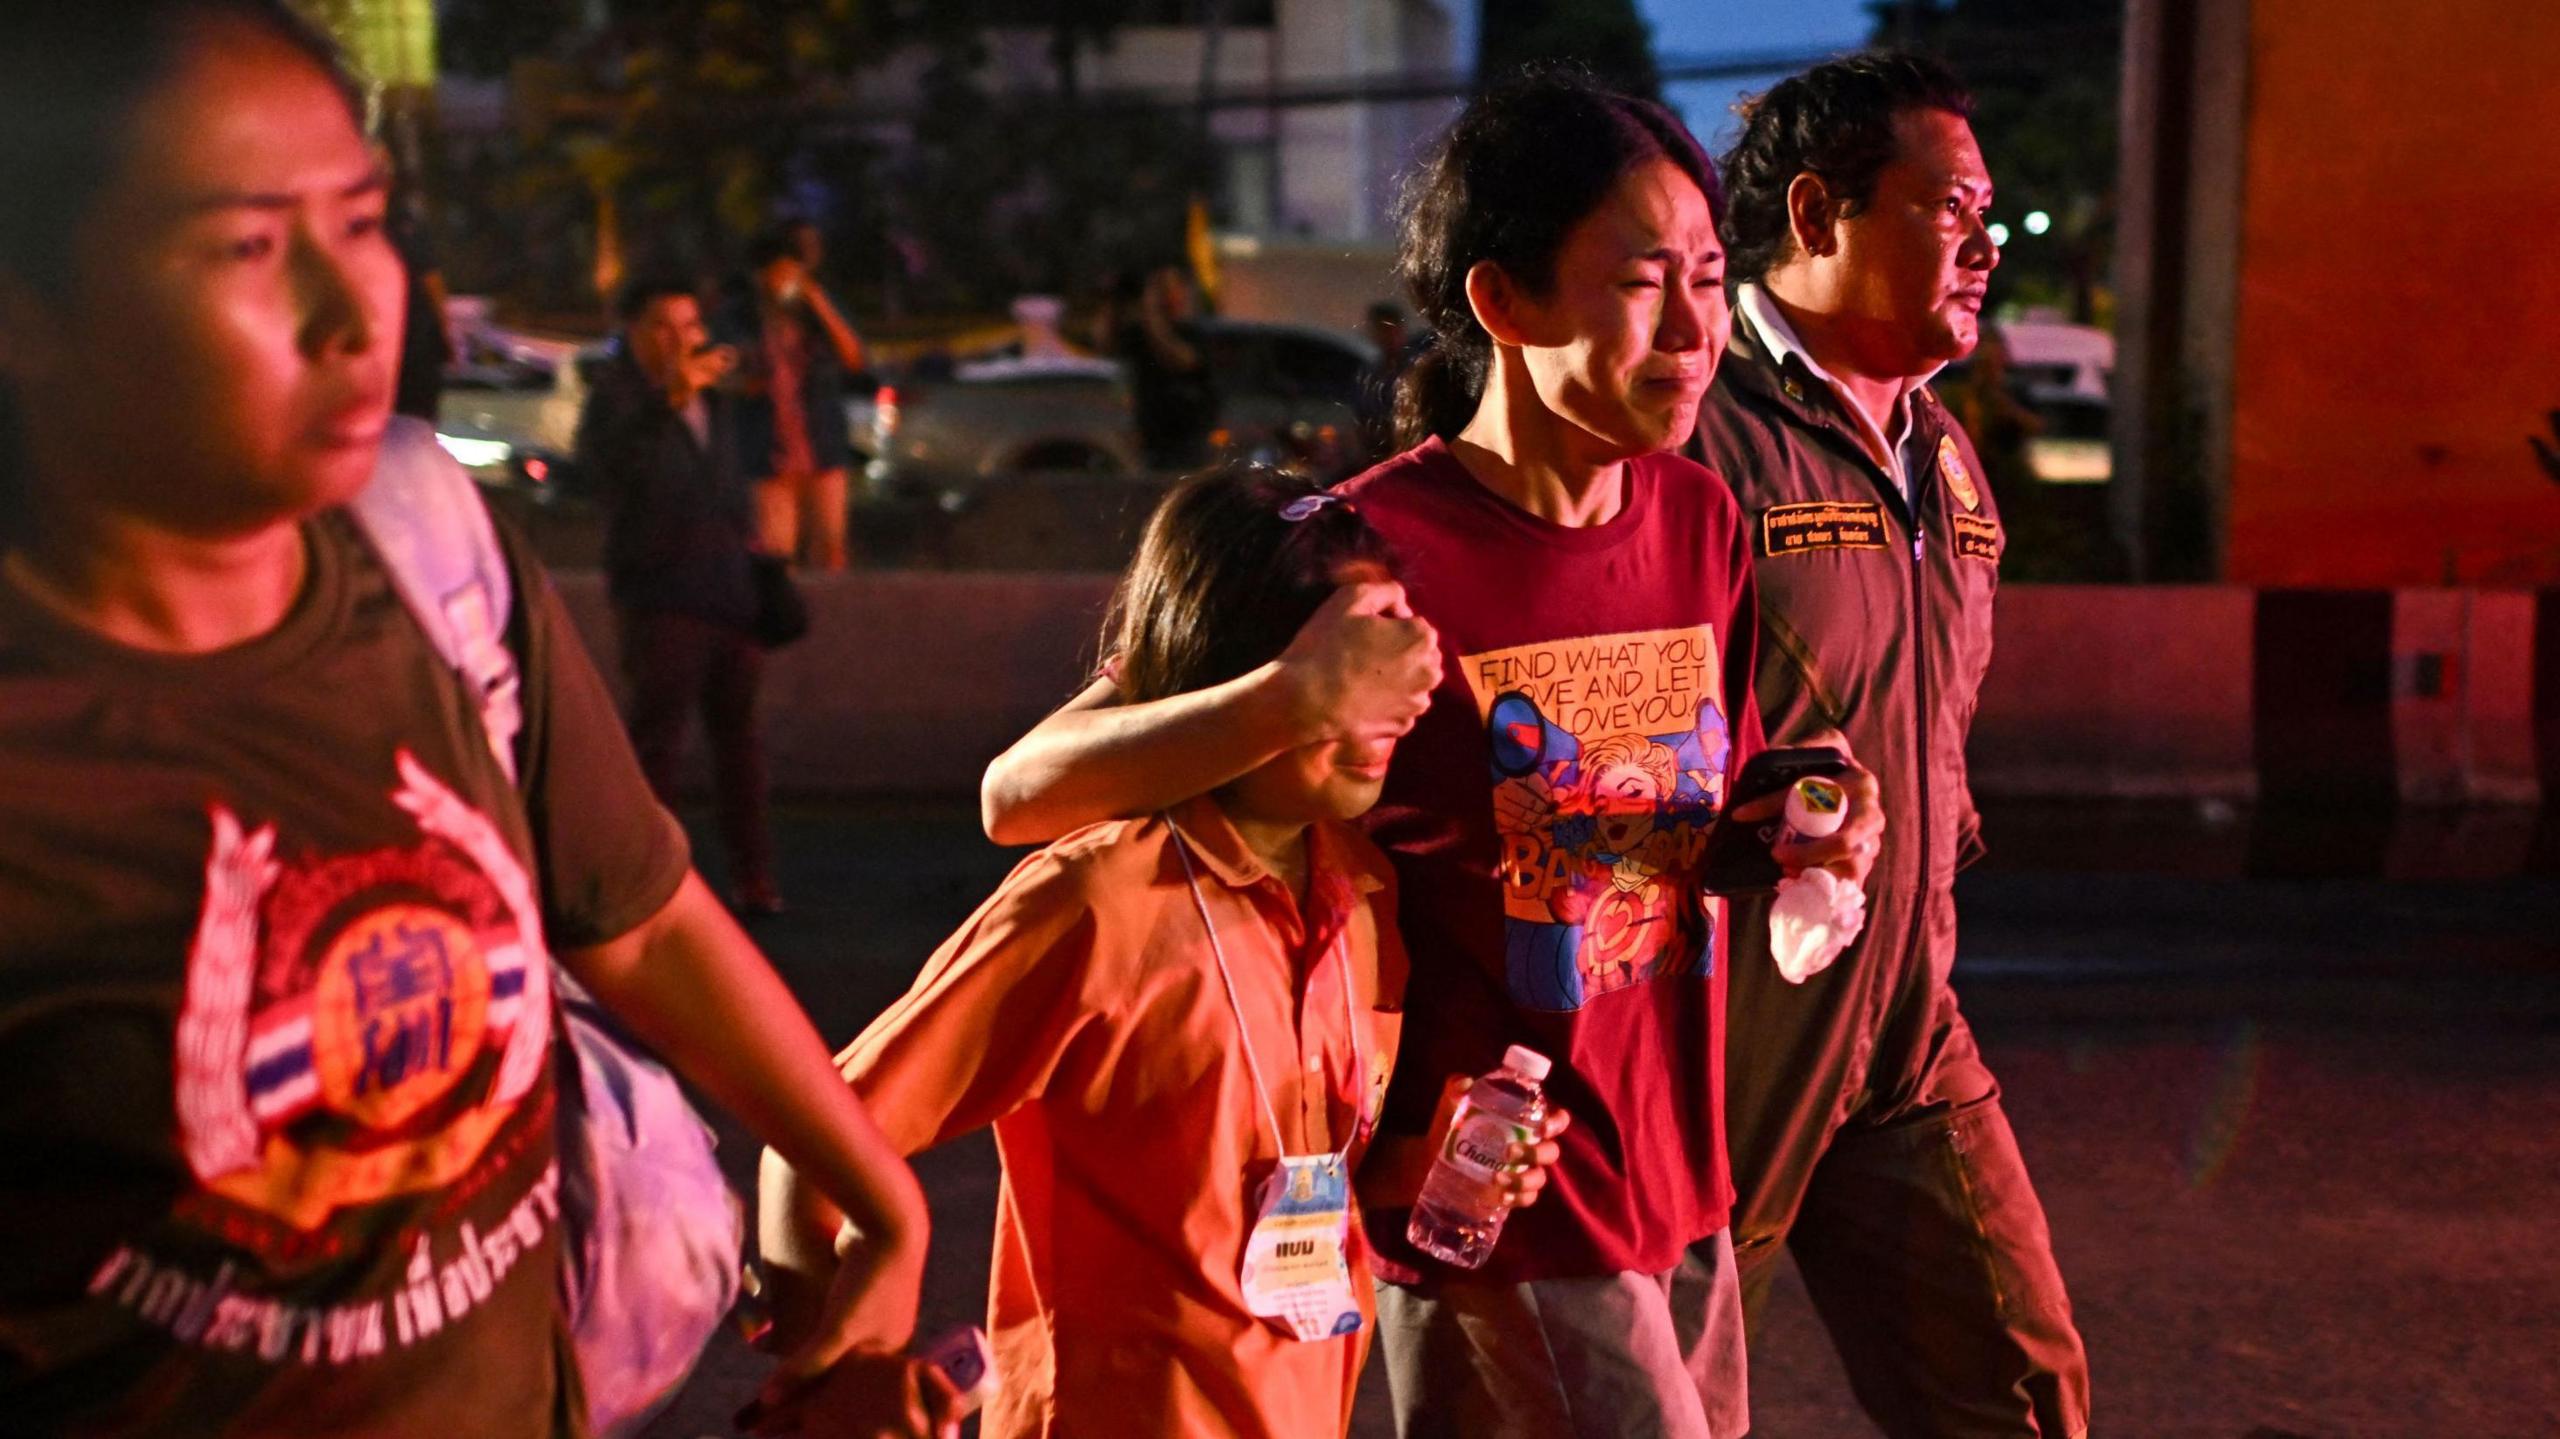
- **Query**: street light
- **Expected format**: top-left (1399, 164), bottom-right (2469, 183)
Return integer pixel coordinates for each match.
top-left (2025, 209), bottom-right (2053, 236)
top-left (1988, 222), bottom-right (2012, 247)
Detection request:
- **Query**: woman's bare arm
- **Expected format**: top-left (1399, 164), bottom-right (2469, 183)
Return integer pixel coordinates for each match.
top-left (980, 581), bottom-right (1443, 845)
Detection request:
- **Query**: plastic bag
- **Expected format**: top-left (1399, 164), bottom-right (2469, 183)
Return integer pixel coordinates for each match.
top-left (557, 993), bottom-right (745, 1437)
top-left (1769, 867), bottom-right (1867, 984)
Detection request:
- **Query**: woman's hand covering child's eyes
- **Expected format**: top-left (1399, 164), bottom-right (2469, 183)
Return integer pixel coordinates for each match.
top-left (1279, 580), bottom-right (1442, 745)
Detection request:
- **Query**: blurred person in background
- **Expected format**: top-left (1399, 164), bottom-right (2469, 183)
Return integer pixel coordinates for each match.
top-left (575, 278), bottom-right (782, 918)
top-left (387, 181), bottom-right (449, 423)
top-left (1690, 52), bottom-right (2090, 1438)
top-left (1113, 264), bottom-right (1221, 471)
top-left (0, 5), bottom-right (945, 1433)
top-left (723, 226), bottom-right (865, 571)
top-left (784, 215), bottom-right (827, 274)
top-left (1944, 323), bottom-right (2041, 483)
top-left (1945, 324), bottom-right (2126, 583)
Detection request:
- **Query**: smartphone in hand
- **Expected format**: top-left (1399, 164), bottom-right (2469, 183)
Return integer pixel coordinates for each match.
top-left (914, 1324), bottom-right (995, 1419)
top-left (1697, 746), bottom-right (1851, 895)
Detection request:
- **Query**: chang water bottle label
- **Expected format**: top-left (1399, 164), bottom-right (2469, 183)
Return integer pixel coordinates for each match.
top-left (1438, 1105), bottom-right (1532, 1181)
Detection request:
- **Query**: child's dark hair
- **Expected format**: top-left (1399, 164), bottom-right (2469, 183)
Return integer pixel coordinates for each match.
top-left (1104, 467), bottom-right (1398, 707)
top-left (1392, 66), bottom-right (1721, 450)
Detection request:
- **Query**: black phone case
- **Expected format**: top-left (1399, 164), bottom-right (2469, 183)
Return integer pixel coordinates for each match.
top-left (1697, 747), bottom-right (1850, 896)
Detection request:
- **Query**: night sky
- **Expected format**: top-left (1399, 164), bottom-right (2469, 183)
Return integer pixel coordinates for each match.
top-left (1637, 0), bottom-right (1875, 144)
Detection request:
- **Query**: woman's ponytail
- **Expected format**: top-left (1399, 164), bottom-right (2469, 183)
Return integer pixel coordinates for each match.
top-left (1393, 335), bottom-right (1487, 451)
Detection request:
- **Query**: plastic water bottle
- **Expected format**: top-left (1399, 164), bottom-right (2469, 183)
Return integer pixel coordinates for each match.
top-left (1406, 1045), bottom-right (1552, 1268)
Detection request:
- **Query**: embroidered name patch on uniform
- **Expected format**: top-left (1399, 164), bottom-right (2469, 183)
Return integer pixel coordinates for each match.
top-left (1760, 501), bottom-right (1889, 558)
top-left (1951, 513), bottom-right (2004, 563)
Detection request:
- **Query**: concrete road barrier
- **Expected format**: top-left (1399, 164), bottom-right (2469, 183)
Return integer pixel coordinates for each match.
top-left (558, 570), bottom-right (1117, 797)
top-left (553, 571), bottom-right (2554, 808)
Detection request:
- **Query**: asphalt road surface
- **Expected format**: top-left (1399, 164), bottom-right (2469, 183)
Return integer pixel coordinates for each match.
top-left (643, 801), bottom-right (2560, 1439)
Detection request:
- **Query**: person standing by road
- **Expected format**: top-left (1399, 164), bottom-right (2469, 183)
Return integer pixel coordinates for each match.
top-left (576, 279), bottom-right (783, 918)
top-left (726, 227), bottom-right (865, 571)
top-left (1688, 52), bottom-right (2091, 1437)
top-left (1113, 264), bottom-right (1222, 471)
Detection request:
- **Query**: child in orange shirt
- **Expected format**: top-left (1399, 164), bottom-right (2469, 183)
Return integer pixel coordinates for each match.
top-left (758, 468), bottom-right (1562, 1439)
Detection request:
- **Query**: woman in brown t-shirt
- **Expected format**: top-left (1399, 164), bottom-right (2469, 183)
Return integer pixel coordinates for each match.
top-left (0, 5), bottom-right (942, 1435)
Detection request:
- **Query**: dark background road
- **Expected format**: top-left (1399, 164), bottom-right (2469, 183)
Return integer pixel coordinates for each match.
top-left (645, 801), bottom-right (2560, 1438)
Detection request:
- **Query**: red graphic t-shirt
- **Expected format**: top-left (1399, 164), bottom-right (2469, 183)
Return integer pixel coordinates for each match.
top-left (1341, 438), bottom-right (1765, 1283)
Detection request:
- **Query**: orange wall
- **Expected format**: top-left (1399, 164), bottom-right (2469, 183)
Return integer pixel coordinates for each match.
top-left (2225, 0), bottom-right (2560, 586)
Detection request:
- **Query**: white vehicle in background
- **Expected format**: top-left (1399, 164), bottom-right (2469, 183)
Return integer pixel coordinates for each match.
top-left (856, 318), bottom-right (1380, 512)
top-left (1945, 311), bottom-right (2116, 485)
top-left (423, 299), bottom-right (1382, 570)
top-left (432, 310), bottom-right (593, 493)
top-left (1998, 312), bottom-right (2112, 399)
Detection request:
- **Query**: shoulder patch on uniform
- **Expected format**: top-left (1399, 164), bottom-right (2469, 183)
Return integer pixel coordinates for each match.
top-left (1760, 500), bottom-right (1889, 558)
top-left (1951, 512), bottom-right (2003, 563)
top-left (1938, 434), bottom-right (1981, 512)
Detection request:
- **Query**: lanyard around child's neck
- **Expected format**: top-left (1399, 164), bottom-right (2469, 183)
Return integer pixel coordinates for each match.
top-left (1168, 820), bottom-right (1370, 1164)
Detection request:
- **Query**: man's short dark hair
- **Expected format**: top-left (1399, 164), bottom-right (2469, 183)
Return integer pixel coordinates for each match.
top-left (616, 276), bottom-right (696, 323)
top-left (1720, 52), bottom-right (1976, 283)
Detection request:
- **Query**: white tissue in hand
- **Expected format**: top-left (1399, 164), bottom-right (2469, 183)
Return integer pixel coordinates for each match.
top-left (1769, 868), bottom-right (1867, 984)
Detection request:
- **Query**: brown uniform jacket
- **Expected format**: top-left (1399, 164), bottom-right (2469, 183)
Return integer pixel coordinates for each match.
top-left (1689, 316), bottom-right (2005, 1136)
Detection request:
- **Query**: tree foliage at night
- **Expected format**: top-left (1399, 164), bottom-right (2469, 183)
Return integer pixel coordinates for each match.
top-left (1476, 0), bottom-right (1661, 99)
top-left (428, 0), bottom-right (1211, 318)
top-left (875, 9), bottom-right (1213, 314)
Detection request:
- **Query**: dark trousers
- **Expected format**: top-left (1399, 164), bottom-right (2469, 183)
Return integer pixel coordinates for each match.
top-left (1711, 977), bottom-right (2089, 1438)
top-left (618, 607), bottom-right (773, 895)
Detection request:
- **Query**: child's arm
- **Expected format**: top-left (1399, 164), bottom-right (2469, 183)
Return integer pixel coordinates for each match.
top-left (754, 847), bottom-right (1113, 1343)
top-left (556, 873), bottom-right (929, 1375)
top-left (980, 579), bottom-right (1442, 845)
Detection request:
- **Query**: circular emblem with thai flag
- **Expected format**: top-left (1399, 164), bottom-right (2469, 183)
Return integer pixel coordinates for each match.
top-left (1939, 435), bottom-right (1981, 511)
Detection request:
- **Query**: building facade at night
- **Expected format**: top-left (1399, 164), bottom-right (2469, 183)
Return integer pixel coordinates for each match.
top-left (2117, 0), bottom-right (2560, 587)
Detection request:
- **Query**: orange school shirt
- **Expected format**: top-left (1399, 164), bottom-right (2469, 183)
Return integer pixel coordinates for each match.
top-left (840, 795), bottom-right (1407, 1439)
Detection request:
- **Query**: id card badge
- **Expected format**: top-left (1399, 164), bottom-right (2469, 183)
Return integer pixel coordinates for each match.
top-left (1239, 1153), bottom-right (1365, 1342)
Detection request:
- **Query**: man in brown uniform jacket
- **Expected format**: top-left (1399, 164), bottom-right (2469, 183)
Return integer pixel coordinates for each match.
top-left (1688, 55), bottom-right (2090, 1436)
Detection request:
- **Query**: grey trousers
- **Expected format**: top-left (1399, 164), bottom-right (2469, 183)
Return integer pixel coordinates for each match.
top-left (1375, 1229), bottom-right (1749, 1439)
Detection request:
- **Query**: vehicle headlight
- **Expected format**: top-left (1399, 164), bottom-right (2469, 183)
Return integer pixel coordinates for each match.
top-left (435, 434), bottom-right (515, 470)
